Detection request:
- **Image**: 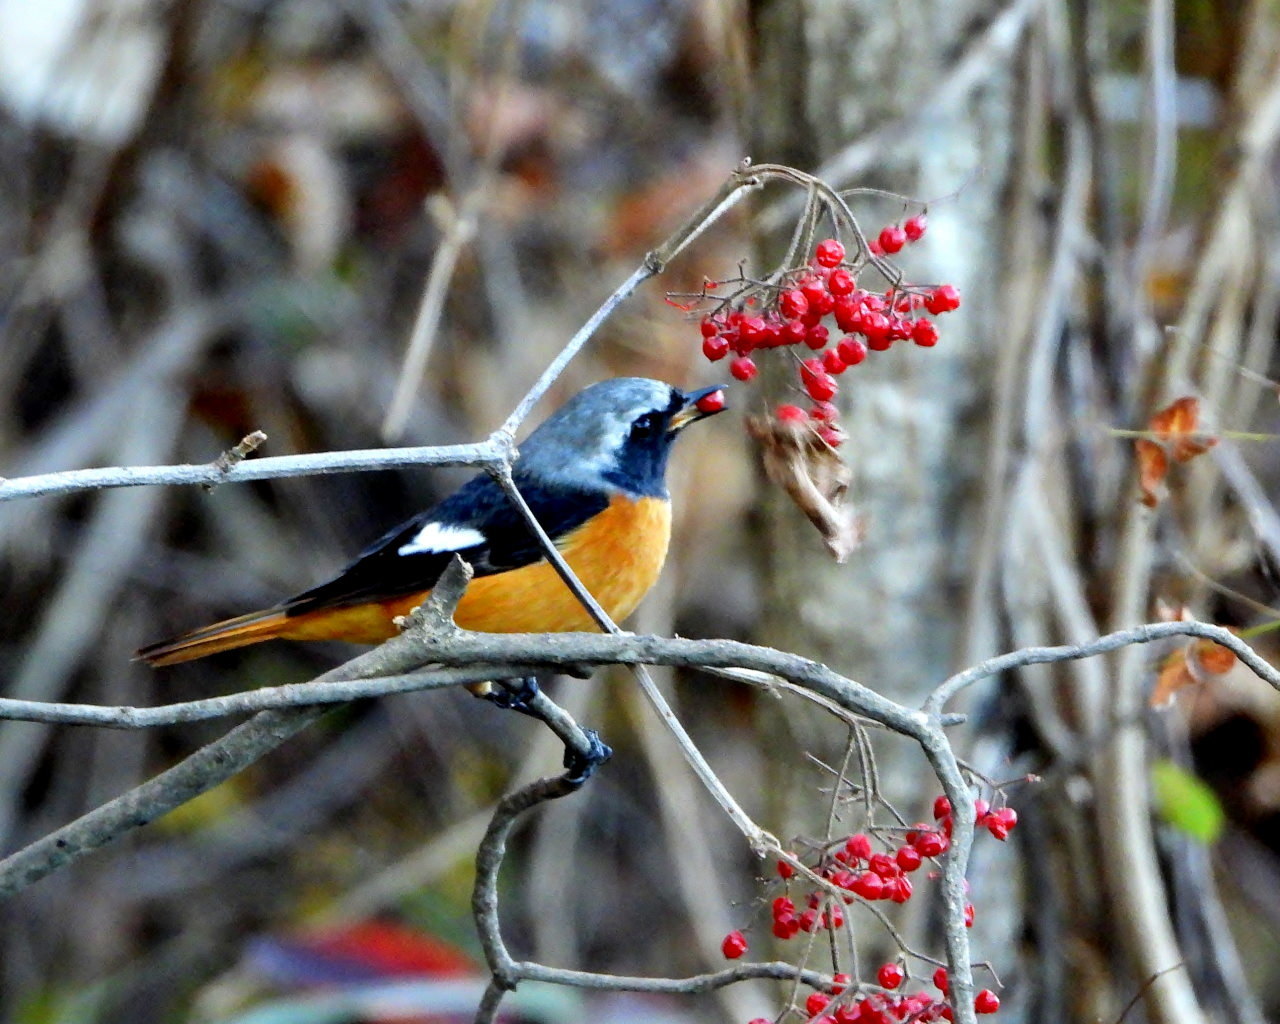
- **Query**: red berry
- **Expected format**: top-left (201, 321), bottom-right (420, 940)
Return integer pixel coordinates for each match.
top-left (702, 335), bottom-right (730, 361)
top-left (776, 404), bottom-right (808, 425)
top-left (868, 238), bottom-right (884, 257)
top-left (738, 316), bottom-right (766, 348)
top-left (974, 990), bottom-right (1000, 1015)
top-left (801, 363), bottom-right (838, 402)
top-left (805, 324), bottom-right (831, 350)
top-left (799, 908), bottom-right (819, 932)
top-left (801, 278), bottom-right (828, 306)
top-left (807, 992), bottom-right (832, 1016)
top-left (836, 336), bottom-right (867, 366)
top-left (721, 930), bottom-right (748, 959)
top-left (773, 916), bottom-right (798, 939)
top-left (780, 288), bottom-right (810, 319)
top-left (777, 859), bottom-right (795, 879)
top-left (845, 833), bottom-right (873, 860)
top-left (878, 225), bottom-right (907, 254)
top-left (699, 318), bottom-right (719, 337)
top-left (815, 238), bottom-right (846, 267)
top-left (877, 963), bottom-right (905, 990)
top-left (828, 268), bottom-right (856, 296)
top-left (868, 853), bottom-right (898, 878)
top-left (809, 401), bottom-right (838, 424)
top-left (832, 972), bottom-right (851, 995)
top-left (904, 213), bottom-right (927, 241)
top-left (832, 298), bottom-right (859, 333)
top-left (695, 389), bottom-right (726, 415)
top-left (896, 846), bottom-right (923, 872)
top-left (773, 895), bottom-right (796, 918)
top-left (851, 871), bottom-right (884, 900)
top-left (913, 831), bottom-right (949, 858)
top-left (811, 290), bottom-right (835, 316)
top-left (973, 798), bottom-right (990, 822)
top-left (932, 796), bottom-right (952, 820)
top-left (889, 875), bottom-right (913, 903)
top-left (924, 284), bottom-right (961, 314)
top-left (835, 1007), bottom-right (860, 1024)
top-left (912, 316), bottom-right (939, 345)
top-left (964, 902), bottom-right (975, 927)
top-left (932, 967), bottom-right (949, 994)
top-left (784, 318), bottom-right (808, 344)
top-left (862, 311), bottom-right (892, 350)
top-left (823, 349), bottom-right (847, 375)
top-left (818, 425), bottom-right (846, 448)
top-left (730, 357), bottom-right (758, 382)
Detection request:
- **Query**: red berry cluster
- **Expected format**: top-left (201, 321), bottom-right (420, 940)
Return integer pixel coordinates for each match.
top-left (723, 794), bottom-right (1016, 1022)
top-left (744, 963), bottom-right (1000, 1024)
top-left (693, 225), bottom-right (960, 447)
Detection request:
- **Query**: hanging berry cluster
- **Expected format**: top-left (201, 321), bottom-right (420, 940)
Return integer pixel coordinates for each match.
top-left (720, 793), bottom-right (1015, 1023)
top-left (690, 217), bottom-right (960, 448)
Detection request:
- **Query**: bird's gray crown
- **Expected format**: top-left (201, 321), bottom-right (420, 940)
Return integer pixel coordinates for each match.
top-left (516, 378), bottom-right (683, 494)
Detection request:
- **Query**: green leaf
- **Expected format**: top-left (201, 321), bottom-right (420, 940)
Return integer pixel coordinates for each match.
top-left (1151, 758), bottom-right (1225, 843)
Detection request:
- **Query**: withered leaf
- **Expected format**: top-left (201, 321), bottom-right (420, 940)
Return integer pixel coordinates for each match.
top-left (746, 415), bottom-right (862, 562)
top-left (1134, 396), bottom-right (1218, 506)
top-left (1150, 395), bottom-right (1218, 464)
top-left (1135, 439), bottom-right (1169, 508)
top-left (1149, 636), bottom-right (1237, 708)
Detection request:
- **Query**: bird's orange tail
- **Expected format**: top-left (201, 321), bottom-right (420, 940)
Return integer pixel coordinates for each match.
top-left (135, 607), bottom-right (291, 667)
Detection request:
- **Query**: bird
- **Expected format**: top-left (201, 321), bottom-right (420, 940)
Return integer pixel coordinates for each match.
top-left (137, 378), bottom-right (726, 673)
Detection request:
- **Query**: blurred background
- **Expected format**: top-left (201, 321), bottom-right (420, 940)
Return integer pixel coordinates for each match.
top-left (2, 1), bottom-right (1280, 1022)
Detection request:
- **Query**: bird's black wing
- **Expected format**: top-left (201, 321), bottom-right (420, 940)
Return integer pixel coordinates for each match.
top-left (283, 472), bottom-right (609, 616)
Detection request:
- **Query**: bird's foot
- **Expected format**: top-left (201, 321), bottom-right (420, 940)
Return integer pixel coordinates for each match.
top-left (480, 676), bottom-right (541, 716)
top-left (563, 729), bottom-right (613, 785)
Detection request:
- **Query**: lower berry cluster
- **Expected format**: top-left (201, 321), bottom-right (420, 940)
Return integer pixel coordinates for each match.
top-left (720, 795), bottom-right (1016, 1022)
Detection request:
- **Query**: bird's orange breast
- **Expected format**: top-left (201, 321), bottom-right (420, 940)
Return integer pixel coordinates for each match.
top-left (281, 494), bottom-right (672, 641)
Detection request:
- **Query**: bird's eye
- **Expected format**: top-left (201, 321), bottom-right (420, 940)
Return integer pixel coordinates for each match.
top-left (631, 411), bottom-right (662, 438)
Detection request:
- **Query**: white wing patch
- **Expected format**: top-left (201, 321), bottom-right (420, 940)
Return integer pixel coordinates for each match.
top-left (398, 522), bottom-right (487, 556)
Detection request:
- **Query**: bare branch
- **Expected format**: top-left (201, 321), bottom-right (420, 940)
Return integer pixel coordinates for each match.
top-left (0, 439), bottom-right (505, 503)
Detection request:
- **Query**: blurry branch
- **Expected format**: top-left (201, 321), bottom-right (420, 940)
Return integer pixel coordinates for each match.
top-left (381, 192), bottom-right (480, 439)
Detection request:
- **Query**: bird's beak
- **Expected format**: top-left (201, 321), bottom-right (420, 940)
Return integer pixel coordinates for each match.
top-left (669, 385), bottom-right (729, 432)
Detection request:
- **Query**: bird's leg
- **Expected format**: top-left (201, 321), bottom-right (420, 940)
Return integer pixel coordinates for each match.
top-left (475, 676), bottom-right (613, 784)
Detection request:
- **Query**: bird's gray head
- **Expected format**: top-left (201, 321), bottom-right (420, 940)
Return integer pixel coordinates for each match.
top-left (516, 377), bottom-right (726, 497)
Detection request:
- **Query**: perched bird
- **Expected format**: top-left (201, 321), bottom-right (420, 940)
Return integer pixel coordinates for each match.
top-left (137, 378), bottom-right (726, 669)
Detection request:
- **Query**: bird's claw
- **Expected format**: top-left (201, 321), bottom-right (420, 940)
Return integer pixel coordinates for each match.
top-left (483, 676), bottom-right (541, 714)
top-left (563, 729), bottom-right (613, 784)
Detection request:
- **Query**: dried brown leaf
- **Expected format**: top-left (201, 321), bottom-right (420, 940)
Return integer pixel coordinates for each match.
top-left (1149, 636), bottom-right (1237, 708)
top-left (746, 415), bottom-right (862, 562)
top-left (1149, 395), bottom-right (1218, 463)
top-left (1135, 438), bottom-right (1169, 508)
top-left (1151, 648), bottom-right (1196, 708)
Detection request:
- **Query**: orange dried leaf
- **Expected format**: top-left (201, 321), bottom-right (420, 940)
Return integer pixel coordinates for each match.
top-left (1171, 433), bottom-right (1217, 463)
top-left (1190, 638), bottom-right (1236, 675)
top-left (1148, 395), bottom-right (1217, 463)
top-left (1135, 438), bottom-right (1169, 507)
top-left (1149, 395), bottom-right (1201, 439)
top-left (1151, 648), bottom-right (1196, 708)
top-left (746, 415), bottom-right (862, 562)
